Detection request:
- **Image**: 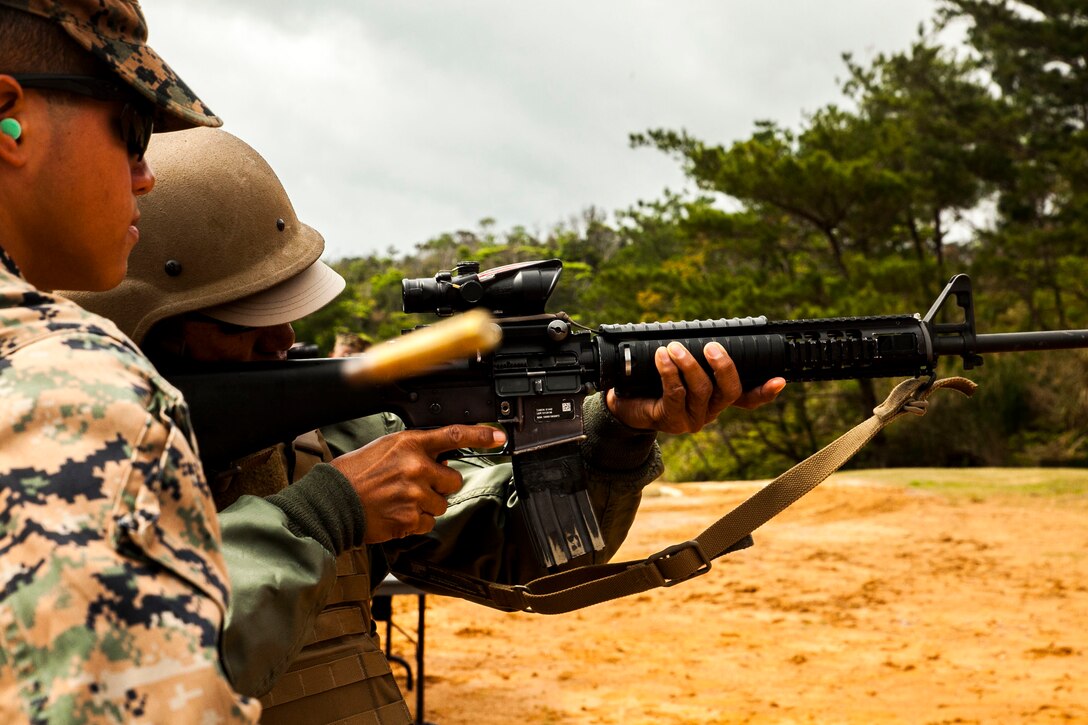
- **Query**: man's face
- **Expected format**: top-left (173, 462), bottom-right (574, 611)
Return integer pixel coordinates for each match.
top-left (32, 94), bottom-right (154, 290)
top-left (3, 83), bottom-right (154, 291)
top-left (170, 315), bottom-right (297, 363)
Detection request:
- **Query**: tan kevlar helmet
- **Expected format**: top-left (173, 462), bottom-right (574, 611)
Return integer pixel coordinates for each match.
top-left (64, 127), bottom-right (344, 342)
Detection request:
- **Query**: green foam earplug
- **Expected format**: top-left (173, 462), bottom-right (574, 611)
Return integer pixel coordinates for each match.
top-left (1, 118), bottom-right (23, 141)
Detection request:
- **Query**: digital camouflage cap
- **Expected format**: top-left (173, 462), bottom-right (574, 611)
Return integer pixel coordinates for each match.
top-left (0, 0), bottom-right (221, 130)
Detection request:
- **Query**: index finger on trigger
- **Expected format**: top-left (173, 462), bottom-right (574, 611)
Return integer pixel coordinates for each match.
top-left (419, 424), bottom-right (507, 458)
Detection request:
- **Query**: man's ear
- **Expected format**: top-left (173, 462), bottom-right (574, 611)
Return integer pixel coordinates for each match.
top-left (0, 75), bottom-right (31, 168)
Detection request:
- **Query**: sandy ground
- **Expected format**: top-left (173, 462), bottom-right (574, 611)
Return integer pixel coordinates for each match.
top-left (385, 468), bottom-right (1088, 724)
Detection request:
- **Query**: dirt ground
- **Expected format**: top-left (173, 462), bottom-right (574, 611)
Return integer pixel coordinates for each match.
top-left (385, 468), bottom-right (1088, 724)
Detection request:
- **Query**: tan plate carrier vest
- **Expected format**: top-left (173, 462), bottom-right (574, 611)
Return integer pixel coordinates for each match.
top-left (214, 432), bottom-right (412, 725)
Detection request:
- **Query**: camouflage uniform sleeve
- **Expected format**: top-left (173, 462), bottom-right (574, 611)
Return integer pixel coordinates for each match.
top-left (0, 331), bottom-right (260, 723)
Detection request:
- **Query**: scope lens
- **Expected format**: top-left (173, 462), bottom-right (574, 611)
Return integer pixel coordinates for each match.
top-left (402, 277), bottom-right (443, 313)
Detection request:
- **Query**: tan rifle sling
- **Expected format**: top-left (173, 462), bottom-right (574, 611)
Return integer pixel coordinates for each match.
top-left (395, 376), bottom-right (977, 615)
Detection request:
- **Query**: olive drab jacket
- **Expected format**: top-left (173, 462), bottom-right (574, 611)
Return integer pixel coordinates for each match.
top-left (0, 249), bottom-right (261, 723)
top-left (216, 417), bottom-right (412, 724)
top-left (215, 401), bottom-right (664, 724)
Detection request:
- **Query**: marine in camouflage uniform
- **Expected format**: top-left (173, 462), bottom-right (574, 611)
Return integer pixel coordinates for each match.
top-left (0, 0), bottom-right (260, 721)
top-left (0, 251), bottom-right (259, 722)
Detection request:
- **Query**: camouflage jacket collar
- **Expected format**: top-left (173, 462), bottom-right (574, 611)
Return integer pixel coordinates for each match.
top-left (0, 259), bottom-right (60, 357)
top-left (0, 245), bottom-right (148, 377)
top-left (0, 253), bottom-right (132, 360)
top-left (0, 243), bottom-right (21, 277)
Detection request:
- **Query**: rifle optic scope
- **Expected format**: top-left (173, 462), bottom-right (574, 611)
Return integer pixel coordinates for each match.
top-left (402, 258), bottom-right (562, 317)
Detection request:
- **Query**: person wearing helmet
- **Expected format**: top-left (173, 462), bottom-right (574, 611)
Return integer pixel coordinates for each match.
top-left (0, 1), bottom-right (260, 721)
top-left (65, 127), bottom-right (512, 723)
top-left (70, 127), bottom-right (785, 723)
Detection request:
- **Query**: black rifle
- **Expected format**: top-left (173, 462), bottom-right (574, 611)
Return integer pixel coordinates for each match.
top-left (286, 342), bottom-right (321, 360)
top-left (166, 259), bottom-right (1088, 569)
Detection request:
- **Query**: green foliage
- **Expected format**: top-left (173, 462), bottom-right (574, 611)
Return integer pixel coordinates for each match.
top-left (940, 0), bottom-right (1088, 331)
top-left (296, 3), bottom-right (1087, 478)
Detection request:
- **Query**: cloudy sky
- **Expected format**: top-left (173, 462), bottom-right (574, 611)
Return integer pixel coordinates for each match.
top-left (143, 1), bottom-right (942, 261)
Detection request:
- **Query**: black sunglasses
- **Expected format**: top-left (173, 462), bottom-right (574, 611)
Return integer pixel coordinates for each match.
top-left (10, 74), bottom-right (155, 160)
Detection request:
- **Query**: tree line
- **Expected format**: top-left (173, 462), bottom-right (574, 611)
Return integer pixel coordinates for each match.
top-left (297, 0), bottom-right (1088, 479)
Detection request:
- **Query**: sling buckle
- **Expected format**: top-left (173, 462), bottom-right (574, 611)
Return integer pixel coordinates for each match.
top-left (648, 540), bottom-right (711, 587)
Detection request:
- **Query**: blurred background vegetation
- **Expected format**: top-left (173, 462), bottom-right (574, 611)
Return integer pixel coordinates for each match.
top-left (296, 0), bottom-right (1088, 480)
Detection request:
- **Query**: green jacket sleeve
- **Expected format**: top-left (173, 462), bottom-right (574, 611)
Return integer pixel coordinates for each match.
top-left (323, 395), bottom-right (663, 593)
top-left (218, 461), bottom-right (365, 697)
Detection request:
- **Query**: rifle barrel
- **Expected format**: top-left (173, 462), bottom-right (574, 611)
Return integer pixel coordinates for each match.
top-left (932, 329), bottom-right (1088, 356)
top-left (974, 330), bottom-right (1088, 353)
